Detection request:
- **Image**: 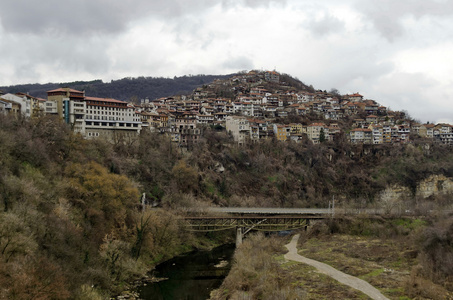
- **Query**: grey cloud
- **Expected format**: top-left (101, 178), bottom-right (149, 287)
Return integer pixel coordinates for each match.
top-left (222, 56), bottom-right (254, 70)
top-left (0, 0), bottom-right (133, 35)
top-left (303, 46), bottom-right (395, 90)
top-left (0, 0), bottom-right (216, 36)
top-left (305, 14), bottom-right (345, 37)
top-left (243, 0), bottom-right (287, 8)
top-left (355, 0), bottom-right (453, 41)
top-left (0, 0), bottom-right (287, 37)
top-left (221, 0), bottom-right (287, 9)
top-left (368, 72), bottom-right (452, 123)
top-left (0, 34), bottom-right (112, 83)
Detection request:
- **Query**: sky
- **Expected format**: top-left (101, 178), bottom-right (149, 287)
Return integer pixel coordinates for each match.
top-left (0, 0), bottom-right (452, 124)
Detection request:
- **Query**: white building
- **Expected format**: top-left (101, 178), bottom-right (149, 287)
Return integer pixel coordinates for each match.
top-left (0, 93), bottom-right (31, 117)
top-left (82, 96), bottom-right (142, 140)
top-left (46, 88), bottom-right (141, 141)
top-left (226, 116), bottom-right (250, 145)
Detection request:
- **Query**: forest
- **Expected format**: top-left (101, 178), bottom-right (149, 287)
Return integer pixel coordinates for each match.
top-left (0, 74), bottom-right (234, 103)
top-left (0, 113), bottom-right (452, 298)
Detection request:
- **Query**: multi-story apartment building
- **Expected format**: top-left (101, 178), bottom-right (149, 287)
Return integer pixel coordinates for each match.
top-left (171, 119), bottom-right (202, 148)
top-left (305, 123), bottom-right (326, 144)
top-left (411, 124), bottom-right (427, 137)
top-left (46, 88), bottom-right (141, 141)
top-left (264, 71), bottom-right (280, 83)
top-left (226, 116), bottom-right (250, 145)
top-left (0, 93), bottom-right (32, 117)
top-left (47, 88), bottom-right (85, 118)
top-left (0, 98), bottom-right (14, 115)
top-left (83, 96), bottom-right (141, 140)
top-left (196, 114), bottom-right (214, 125)
top-left (273, 124), bottom-right (291, 141)
top-left (369, 124), bottom-right (383, 144)
top-left (349, 128), bottom-right (372, 144)
top-left (397, 125), bottom-right (411, 143)
top-left (289, 123), bottom-right (303, 134)
top-left (440, 132), bottom-right (453, 145)
top-left (382, 124), bottom-right (392, 143)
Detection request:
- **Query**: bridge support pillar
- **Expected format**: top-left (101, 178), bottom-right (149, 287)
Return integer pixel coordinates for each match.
top-left (236, 227), bottom-right (243, 247)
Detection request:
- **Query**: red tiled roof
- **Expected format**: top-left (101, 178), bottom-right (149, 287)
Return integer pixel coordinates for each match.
top-left (351, 128), bottom-right (372, 132)
top-left (47, 88), bottom-right (84, 93)
top-left (85, 96), bottom-right (126, 104)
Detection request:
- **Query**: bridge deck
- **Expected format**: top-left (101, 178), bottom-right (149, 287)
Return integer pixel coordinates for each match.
top-left (184, 215), bottom-right (324, 220)
top-left (184, 216), bottom-right (308, 232)
top-left (203, 207), bottom-right (333, 215)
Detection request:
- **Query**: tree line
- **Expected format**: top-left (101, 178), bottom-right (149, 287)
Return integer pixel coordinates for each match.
top-left (0, 74), bottom-right (234, 102)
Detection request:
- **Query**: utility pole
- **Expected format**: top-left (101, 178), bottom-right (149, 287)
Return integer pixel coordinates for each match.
top-left (329, 196), bottom-right (335, 217)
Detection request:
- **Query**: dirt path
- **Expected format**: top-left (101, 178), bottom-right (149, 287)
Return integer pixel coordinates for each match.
top-left (284, 234), bottom-right (389, 300)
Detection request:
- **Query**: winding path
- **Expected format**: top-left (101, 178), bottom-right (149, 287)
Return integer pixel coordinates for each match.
top-left (284, 234), bottom-right (389, 300)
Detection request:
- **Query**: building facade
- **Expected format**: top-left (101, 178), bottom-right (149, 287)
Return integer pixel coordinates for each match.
top-left (46, 88), bottom-right (141, 141)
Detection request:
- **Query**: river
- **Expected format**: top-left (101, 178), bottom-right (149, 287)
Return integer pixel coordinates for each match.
top-left (138, 244), bottom-right (235, 300)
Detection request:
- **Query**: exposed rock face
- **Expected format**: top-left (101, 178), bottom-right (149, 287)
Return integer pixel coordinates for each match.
top-left (379, 175), bottom-right (453, 202)
top-left (417, 175), bottom-right (453, 198)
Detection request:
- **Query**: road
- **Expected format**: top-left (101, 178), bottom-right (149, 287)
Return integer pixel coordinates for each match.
top-left (284, 234), bottom-right (389, 300)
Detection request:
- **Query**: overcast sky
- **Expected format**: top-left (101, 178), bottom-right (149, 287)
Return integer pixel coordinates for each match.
top-left (1, 0), bottom-right (452, 123)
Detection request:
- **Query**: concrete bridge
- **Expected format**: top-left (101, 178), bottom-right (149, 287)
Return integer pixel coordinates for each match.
top-left (183, 207), bottom-right (334, 246)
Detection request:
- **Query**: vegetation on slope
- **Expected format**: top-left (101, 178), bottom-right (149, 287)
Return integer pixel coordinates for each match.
top-left (213, 216), bottom-right (453, 299)
top-left (0, 74), bottom-right (235, 102)
top-left (0, 115), bottom-right (196, 298)
top-left (0, 112), bottom-right (452, 298)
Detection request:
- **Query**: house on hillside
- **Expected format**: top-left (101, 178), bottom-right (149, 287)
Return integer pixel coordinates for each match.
top-left (1, 93), bottom-right (32, 117)
top-left (305, 123), bottom-right (326, 144)
top-left (0, 98), bottom-right (13, 115)
top-left (369, 124), bottom-right (383, 144)
top-left (411, 123), bottom-right (428, 137)
top-left (273, 124), bottom-right (290, 141)
top-left (349, 128), bottom-right (372, 144)
top-left (226, 116), bottom-right (250, 145)
top-left (345, 93), bottom-right (363, 102)
top-left (264, 71), bottom-right (280, 83)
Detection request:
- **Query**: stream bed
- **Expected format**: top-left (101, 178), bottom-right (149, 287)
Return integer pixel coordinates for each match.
top-left (137, 244), bottom-right (235, 300)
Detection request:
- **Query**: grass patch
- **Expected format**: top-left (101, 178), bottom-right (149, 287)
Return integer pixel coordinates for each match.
top-left (392, 218), bottom-right (427, 231)
top-left (280, 260), bottom-right (368, 299)
top-left (298, 233), bottom-right (416, 299)
top-left (360, 268), bottom-right (385, 279)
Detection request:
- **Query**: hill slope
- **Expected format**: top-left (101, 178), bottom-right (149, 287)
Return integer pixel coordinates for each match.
top-left (0, 74), bottom-right (235, 101)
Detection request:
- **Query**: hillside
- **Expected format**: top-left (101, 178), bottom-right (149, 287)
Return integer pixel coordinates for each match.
top-left (212, 217), bottom-right (453, 299)
top-left (0, 74), bottom-right (235, 102)
top-left (0, 71), bottom-right (452, 299)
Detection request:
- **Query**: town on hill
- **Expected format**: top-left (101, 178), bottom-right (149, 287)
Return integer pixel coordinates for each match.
top-left (1, 70), bottom-right (453, 300)
top-left (1, 70), bottom-right (452, 146)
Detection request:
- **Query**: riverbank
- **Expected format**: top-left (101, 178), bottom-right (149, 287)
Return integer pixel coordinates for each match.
top-left (137, 243), bottom-right (235, 299)
top-left (211, 233), bottom-right (372, 299)
top-left (211, 217), bottom-right (453, 299)
top-left (111, 231), bottom-right (236, 300)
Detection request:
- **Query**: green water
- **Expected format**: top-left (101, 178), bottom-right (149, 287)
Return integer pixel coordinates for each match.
top-left (138, 244), bottom-right (235, 300)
